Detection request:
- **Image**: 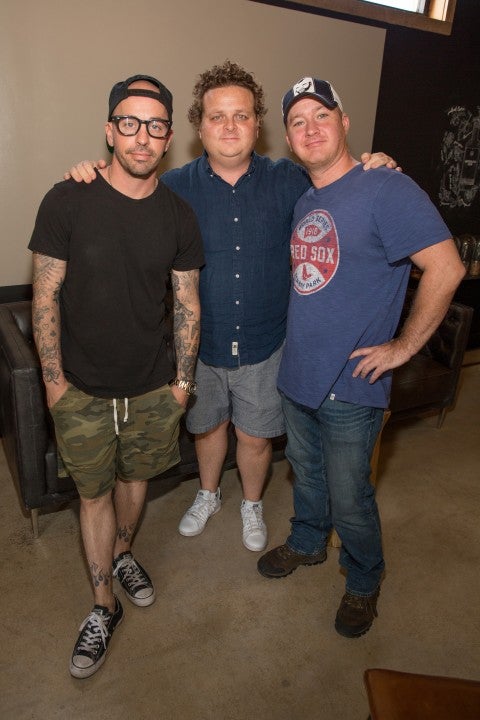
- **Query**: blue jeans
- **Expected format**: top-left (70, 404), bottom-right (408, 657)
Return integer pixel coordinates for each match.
top-left (282, 393), bottom-right (385, 596)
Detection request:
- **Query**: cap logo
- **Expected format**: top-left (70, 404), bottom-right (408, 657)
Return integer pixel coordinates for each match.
top-left (293, 77), bottom-right (315, 97)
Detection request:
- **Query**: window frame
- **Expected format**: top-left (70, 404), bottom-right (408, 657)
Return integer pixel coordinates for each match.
top-left (250, 0), bottom-right (457, 35)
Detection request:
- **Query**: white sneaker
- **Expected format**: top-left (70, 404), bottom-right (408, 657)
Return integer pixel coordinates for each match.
top-left (178, 489), bottom-right (222, 536)
top-left (241, 499), bottom-right (267, 552)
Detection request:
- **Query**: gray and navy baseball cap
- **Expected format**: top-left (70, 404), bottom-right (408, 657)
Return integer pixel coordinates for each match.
top-left (108, 74), bottom-right (173, 121)
top-left (282, 77), bottom-right (343, 124)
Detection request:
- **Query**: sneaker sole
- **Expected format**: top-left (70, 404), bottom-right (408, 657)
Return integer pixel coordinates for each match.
top-left (334, 620), bottom-right (374, 638)
top-left (178, 503), bottom-right (221, 537)
top-left (69, 613), bottom-right (124, 679)
top-left (121, 589), bottom-right (156, 607)
top-left (243, 536), bottom-right (268, 552)
top-left (70, 652), bottom-right (108, 679)
top-left (257, 554), bottom-right (327, 579)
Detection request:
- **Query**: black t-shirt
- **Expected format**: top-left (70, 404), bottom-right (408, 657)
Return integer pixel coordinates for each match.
top-left (29, 173), bottom-right (204, 398)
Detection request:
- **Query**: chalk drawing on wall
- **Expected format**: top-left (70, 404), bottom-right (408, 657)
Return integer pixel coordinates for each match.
top-left (439, 105), bottom-right (480, 208)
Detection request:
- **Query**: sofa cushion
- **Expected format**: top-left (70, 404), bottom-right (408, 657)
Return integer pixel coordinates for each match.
top-left (390, 354), bottom-right (452, 413)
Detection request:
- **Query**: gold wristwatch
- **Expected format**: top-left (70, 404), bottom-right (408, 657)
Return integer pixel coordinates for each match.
top-left (170, 378), bottom-right (197, 396)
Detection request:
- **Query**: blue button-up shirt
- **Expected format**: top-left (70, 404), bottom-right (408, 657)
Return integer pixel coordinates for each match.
top-left (162, 152), bottom-right (310, 367)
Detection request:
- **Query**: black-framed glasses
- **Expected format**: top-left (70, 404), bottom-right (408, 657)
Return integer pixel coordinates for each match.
top-left (111, 115), bottom-right (172, 139)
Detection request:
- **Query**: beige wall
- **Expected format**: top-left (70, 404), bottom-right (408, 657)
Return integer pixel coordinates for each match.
top-left (0, 0), bottom-right (385, 286)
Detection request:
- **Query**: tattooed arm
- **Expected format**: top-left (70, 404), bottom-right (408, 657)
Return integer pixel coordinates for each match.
top-left (170, 268), bottom-right (200, 407)
top-left (32, 252), bottom-right (68, 408)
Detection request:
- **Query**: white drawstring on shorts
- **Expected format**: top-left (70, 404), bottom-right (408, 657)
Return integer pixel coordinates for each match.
top-left (112, 398), bottom-right (129, 435)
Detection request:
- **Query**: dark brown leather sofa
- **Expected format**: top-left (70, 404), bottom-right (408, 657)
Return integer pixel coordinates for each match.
top-left (389, 291), bottom-right (473, 427)
top-left (0, 297), bottom-right (473, 537)
top-left (0, 300), bottom-right (287, 536)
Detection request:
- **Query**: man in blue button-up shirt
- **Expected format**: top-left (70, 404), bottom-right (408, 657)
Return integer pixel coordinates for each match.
top-left (66, 61), bottom-right (396, 554)
top-left (165, 63), bottom-right (311, 552)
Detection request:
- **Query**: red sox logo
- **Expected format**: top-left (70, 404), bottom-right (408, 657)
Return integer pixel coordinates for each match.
top-left (291, 209), bottom-right (339, 294)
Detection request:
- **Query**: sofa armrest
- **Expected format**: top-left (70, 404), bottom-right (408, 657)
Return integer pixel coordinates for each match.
top-left (421, 301), bottom-right (473, 369)
top-left (399, 290), bottom-right (473, 369)
top-left (390, 299), bottom-right (473, 422)
top-left (0, 302), bottom-right (51, 510)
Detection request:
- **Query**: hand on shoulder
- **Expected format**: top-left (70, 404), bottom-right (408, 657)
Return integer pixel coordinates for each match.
top-left (63, 159), bottom-right (106, 183)
top-left (361, 152), bottom-right (402, 173)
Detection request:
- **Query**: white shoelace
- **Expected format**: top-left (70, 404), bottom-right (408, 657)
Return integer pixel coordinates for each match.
top-left (242, 503), bottom-right (265, 534)
top-left (113, 556), bottom-right (146, 592)
top-left (187, 492), bottom-right (216, 523)
top-left (75, 611), bottom-right (109, 653)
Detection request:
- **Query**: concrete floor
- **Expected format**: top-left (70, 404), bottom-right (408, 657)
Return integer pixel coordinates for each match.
top-left (1, 356), bottom-right (479, 720)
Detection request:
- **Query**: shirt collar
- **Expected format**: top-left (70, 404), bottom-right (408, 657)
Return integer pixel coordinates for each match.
top-left (201, 150), bottom-right (258, 181)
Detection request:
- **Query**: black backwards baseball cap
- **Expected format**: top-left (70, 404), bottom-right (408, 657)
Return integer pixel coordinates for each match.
top-left (108, 74), bottom-right (173, 121)
top-left (282, 77), bottom-right (343, 124)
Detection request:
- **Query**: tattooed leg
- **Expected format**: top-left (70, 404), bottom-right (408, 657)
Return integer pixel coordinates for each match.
top-left (116, 523), bottom-right (135, 545)
top-left (89, 562), bottom-right (112, 589)
top-left (79, 492), bottom-right (116, 611)
top-left (113, 479), bottom-right (148, 558)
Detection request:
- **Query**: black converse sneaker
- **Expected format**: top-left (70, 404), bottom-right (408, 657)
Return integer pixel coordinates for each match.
top-left (112, 551), bottom-right (155, 607)
top-left (70, 595), bottom-right (123, 679)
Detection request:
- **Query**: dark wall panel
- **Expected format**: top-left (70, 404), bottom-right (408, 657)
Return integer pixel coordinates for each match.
top-left (373, 0), bottom-right (480, 348)
top-left (373, 0), bottom-right (480, 236)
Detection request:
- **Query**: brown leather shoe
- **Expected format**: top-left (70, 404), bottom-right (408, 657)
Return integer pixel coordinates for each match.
top-left (335, 588), bottom-right (380, 638)
top-left (257, 543), bottom-right (327, 578)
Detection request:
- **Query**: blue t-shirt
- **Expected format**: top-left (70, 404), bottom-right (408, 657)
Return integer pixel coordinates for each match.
top-left (162, 152), bottom-right (310, 367)
top-left (277, 165), bottom-right (452, 410)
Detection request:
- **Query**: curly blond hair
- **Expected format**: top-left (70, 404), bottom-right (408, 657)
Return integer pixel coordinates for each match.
top-left (187, 60), bottom-right (267, 128)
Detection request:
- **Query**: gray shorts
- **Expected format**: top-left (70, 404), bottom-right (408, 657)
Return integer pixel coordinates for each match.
top-left (186, 344), bottom-right (285, 438)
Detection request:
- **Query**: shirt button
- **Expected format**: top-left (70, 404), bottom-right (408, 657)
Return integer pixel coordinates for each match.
top-left (234, 217), bottom-right (239, 222)
top-left (236, 325), bottom-right (240, 330)
top-left (235, 273), bottom-right (240, 278)
top-left (235, 300), bottom-right (240, 305)
top-left (236, 246), bottom-right (240, 251)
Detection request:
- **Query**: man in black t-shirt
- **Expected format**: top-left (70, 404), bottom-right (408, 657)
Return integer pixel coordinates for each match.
top-left (29, 75), bottom-right (204, 679)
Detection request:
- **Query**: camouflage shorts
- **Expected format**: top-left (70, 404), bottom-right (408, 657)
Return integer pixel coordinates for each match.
top-left (50, 383), bottom-right (185, 499)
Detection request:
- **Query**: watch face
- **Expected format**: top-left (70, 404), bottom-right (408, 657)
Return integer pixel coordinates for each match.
top-left (184, 382), bottom-right (196, 395)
